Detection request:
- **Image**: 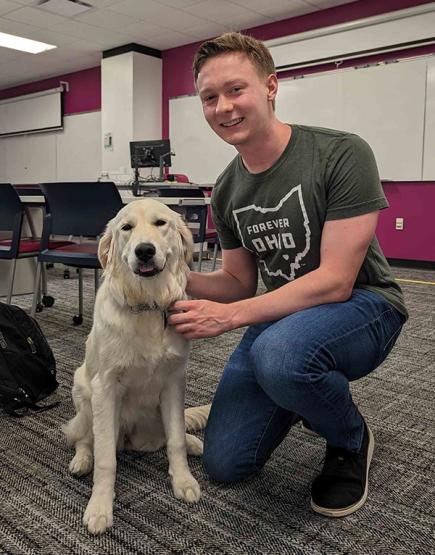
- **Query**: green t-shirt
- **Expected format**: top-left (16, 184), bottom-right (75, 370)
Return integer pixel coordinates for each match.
top-left (211, 124), bottom-right (408, 319)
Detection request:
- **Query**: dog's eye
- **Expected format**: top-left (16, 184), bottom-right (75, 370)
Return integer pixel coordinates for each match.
top-left (121, 223), bottom-right (133, 231)
top-left (155, 219), bottom-right (167, 227)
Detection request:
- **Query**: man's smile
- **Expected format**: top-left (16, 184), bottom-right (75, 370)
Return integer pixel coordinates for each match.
top-left (221, 117), bottom-right (244, 128)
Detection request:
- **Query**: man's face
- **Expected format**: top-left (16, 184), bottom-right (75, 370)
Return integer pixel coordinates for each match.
top-left (196, 52), bottom-right (277, 149)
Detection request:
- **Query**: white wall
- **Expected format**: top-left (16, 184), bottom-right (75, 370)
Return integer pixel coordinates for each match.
top-left (0, 110), bottom-right (101, 183)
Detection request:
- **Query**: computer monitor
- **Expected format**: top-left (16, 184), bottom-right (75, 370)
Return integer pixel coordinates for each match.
top-left (130, 139), bottom-right (172, 196)
top-left (130, 139), bottom-right (172, 170)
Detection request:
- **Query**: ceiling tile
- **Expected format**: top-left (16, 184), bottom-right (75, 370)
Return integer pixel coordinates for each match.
top-left (121, 20), bottom-right (170, 39)
top-left (233, 0), bottom-right (316, 20)
top-left (0, 16), bottom-right (40, 36)
top-left (50, 18), bottom-right (125, 42)
top-left (182, 0), bottom-right (247, 23)
top-left (0, 0), bottom-right (20, 16)
top-left (107, 0), bottom-right (170, 20)
top-left (156, 0), bottom-right (207, 8)
top-left (3, 6), bottom-right (68, 27)
top-left (306, 0), bottom-right (357, 8)
top-left (146, 8), bottom-right (216, 30)
top-left (181, 20), bottom-right (229, 39)
top-left (148, 29), bottom-right (196, 50)
top-left (74, 7), bottom-right (139, 30)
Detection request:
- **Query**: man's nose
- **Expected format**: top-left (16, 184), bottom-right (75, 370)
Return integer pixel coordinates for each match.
top-left (216, 95), bottom-right (233, 114)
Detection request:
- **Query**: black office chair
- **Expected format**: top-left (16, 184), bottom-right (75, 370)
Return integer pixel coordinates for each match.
top-left (30, 181), bottom-right (123, 325)
top-left (0, 183), bottom-right (71, 305)
top-left (170, 200), bottom-right (208, 271)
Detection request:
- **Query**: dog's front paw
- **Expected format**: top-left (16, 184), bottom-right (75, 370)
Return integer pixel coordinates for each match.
top-left (83, 495), bottom-right (113, 535)
top-left (172, 473), bottom-right (201, 503)
top-left (69, 452), bottom-right (93, 476)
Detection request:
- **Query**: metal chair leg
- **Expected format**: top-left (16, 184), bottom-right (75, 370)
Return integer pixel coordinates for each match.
top-left (6, 258), bottom-right (17, 304)
top-left (41, 263), bottom-right (48, 296)
top-left (78, 268), bottom-right (83, 316)
top-left (211, 242), bottom-right (219, 271)
top-left (72, 268), bottom-right (84, 325)
top-left (30, 262), bottom-right (42, 317)
top-left (94, 269), bottom-right (99, 293)
top-left (197, 242), bottom-right (204, 272)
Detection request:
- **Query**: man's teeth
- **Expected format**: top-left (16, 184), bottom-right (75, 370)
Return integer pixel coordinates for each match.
top-left (222, 118), bottom-right (243, 127)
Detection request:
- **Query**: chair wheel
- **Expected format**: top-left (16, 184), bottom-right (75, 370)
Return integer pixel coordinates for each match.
top-left (42, 295), bottom-right (55, 307)
top-left (36, 303), bottom-right (44, 313)
top-left (64, 270), bottom-right (70, 279)
top-left (72, 315), bottom-right (83, 326)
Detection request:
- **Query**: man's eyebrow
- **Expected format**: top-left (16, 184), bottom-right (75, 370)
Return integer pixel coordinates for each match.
top-left (199, 79), bottom-right (247, 95)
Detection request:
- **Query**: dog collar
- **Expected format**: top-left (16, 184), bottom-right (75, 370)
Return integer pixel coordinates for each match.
top-left (129, 303), bottom-right (168, 328)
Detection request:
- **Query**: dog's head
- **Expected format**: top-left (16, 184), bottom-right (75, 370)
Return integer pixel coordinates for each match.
top-left (98, 198), bottom-right (193, 284)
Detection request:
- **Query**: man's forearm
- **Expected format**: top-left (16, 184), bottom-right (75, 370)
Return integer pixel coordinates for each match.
top-left (229, 267), bottom-right (352, 329)
top-left (187, 269), bottom-right (257, 303)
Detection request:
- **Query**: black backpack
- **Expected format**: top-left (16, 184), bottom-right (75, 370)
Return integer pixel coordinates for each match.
top-left (0, 302), bottom-right (59, 416)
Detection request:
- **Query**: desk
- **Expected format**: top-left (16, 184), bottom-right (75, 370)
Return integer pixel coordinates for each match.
top-left (18, 193), bottom-right (210, 207)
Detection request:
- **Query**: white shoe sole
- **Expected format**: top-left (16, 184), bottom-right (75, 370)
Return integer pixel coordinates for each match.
top-left (310, 425), bottom-right (375, 518)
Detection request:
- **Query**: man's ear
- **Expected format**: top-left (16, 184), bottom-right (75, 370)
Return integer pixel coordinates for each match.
top-left (266, 73), bottom-right (278, 103)
top-left (177, 216), bottom-right (194, 264)
top-left (98, 221), bottom-right (114, 268)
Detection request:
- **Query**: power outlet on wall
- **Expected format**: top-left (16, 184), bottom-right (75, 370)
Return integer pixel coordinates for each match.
top-left (395, 217), bottom-right (404, 231)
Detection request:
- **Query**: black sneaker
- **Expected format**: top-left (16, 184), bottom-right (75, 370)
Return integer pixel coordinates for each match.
top-left (310, 418), bottom-right (374, 517)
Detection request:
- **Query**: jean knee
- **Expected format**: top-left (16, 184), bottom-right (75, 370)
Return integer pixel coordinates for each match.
top-left (203, 433), bottom-right (257, 484)
top-left (250, 331), bottom-right (309, 404)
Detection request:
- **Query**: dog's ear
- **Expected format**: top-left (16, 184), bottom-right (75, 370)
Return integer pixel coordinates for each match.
top-left (177, 216), bottom-right (194, 263)
top-left (98, 221), bottom-right (114, 269)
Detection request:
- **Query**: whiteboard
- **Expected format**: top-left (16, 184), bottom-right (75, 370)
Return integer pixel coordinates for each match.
top-left (0, 111), bottom-right (101, 183)
top-left (0, 88), bottom-right (62, 136)
top-left (277, 59), bottom-right (427, 180)
top-left (169, 57), bottom-right (432, 183)
top-left (169, 95), bottom-right (235, 184)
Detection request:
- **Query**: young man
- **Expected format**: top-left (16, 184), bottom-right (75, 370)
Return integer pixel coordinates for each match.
top-left (168, 33), bottom-right (407, 517)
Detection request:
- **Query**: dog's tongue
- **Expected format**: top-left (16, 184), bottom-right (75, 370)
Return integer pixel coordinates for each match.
top-left (139, 263), bottom-right (155, 274)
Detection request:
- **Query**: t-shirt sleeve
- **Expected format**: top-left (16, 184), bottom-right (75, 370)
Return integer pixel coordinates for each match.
top-left (211, 192), bottom-right (242, 249)
top-left (324, 134), bottom-right (388, 221)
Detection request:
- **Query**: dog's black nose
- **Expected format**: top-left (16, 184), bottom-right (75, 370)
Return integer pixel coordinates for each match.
top-left (135, 242), bottom-right (156, 262)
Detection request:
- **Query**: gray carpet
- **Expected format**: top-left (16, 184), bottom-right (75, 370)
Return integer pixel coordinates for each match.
top-left (1, 263), bottom-right (434, 555)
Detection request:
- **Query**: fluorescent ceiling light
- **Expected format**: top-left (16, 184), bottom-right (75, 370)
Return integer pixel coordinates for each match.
top-left (0, 32), bottom-right (56, 54)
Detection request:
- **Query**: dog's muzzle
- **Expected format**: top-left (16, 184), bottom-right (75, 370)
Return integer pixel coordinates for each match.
top-left (134, 242), bottom-right (164, 277)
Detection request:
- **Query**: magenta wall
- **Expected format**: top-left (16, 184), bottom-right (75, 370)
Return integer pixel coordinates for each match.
top-left (161, 0), bottom-right (435, 137)
top-left (0, 66), bottom-right (101, 115)
top-left (378, 183), bottom-right (435, 262)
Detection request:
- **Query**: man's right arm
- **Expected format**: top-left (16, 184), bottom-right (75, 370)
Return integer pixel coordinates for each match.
top-left (186, 246), bottom-right (258, 303)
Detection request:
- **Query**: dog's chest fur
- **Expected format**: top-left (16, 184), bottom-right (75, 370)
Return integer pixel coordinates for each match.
top-left (88, 306), bottom-right (188, 395)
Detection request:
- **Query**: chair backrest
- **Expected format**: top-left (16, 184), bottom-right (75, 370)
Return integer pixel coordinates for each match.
top-left (40, 182), bottom-right (123, 238)
top-left (172, 203), bottom-right (208, 245)
top-left (0, 183), bottom-right (24, 258)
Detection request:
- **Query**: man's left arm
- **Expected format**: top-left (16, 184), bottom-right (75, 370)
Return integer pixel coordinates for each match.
top-left (169, 211), bottom-right (379, 339)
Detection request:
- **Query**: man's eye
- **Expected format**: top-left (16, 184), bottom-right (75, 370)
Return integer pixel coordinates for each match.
top-left (121, 223), bottom-right (133, 231)
top-left (155, 219), bottom-right (167, 227)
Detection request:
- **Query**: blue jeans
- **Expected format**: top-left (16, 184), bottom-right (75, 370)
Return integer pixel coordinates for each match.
top-left (203, 289), bottom-right (405, 483)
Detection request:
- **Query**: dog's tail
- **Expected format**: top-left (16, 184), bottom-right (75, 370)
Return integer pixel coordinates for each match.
top-left (185, 404), bottom-right (211, 431)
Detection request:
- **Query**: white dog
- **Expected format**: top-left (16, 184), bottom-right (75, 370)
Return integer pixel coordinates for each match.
top-left (63, 198), bottom-right (210, 535)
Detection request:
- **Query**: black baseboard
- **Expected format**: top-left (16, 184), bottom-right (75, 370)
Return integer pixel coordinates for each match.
top-left (388, 258), bottom-right (435, 270)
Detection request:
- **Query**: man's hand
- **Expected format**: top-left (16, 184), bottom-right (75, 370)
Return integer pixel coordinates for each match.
top-left (168, 299), bottom-right (237, 339)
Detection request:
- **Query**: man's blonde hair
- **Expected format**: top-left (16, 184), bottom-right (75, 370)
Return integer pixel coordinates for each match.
top-left (193, 32), bottom-right (276, 83)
